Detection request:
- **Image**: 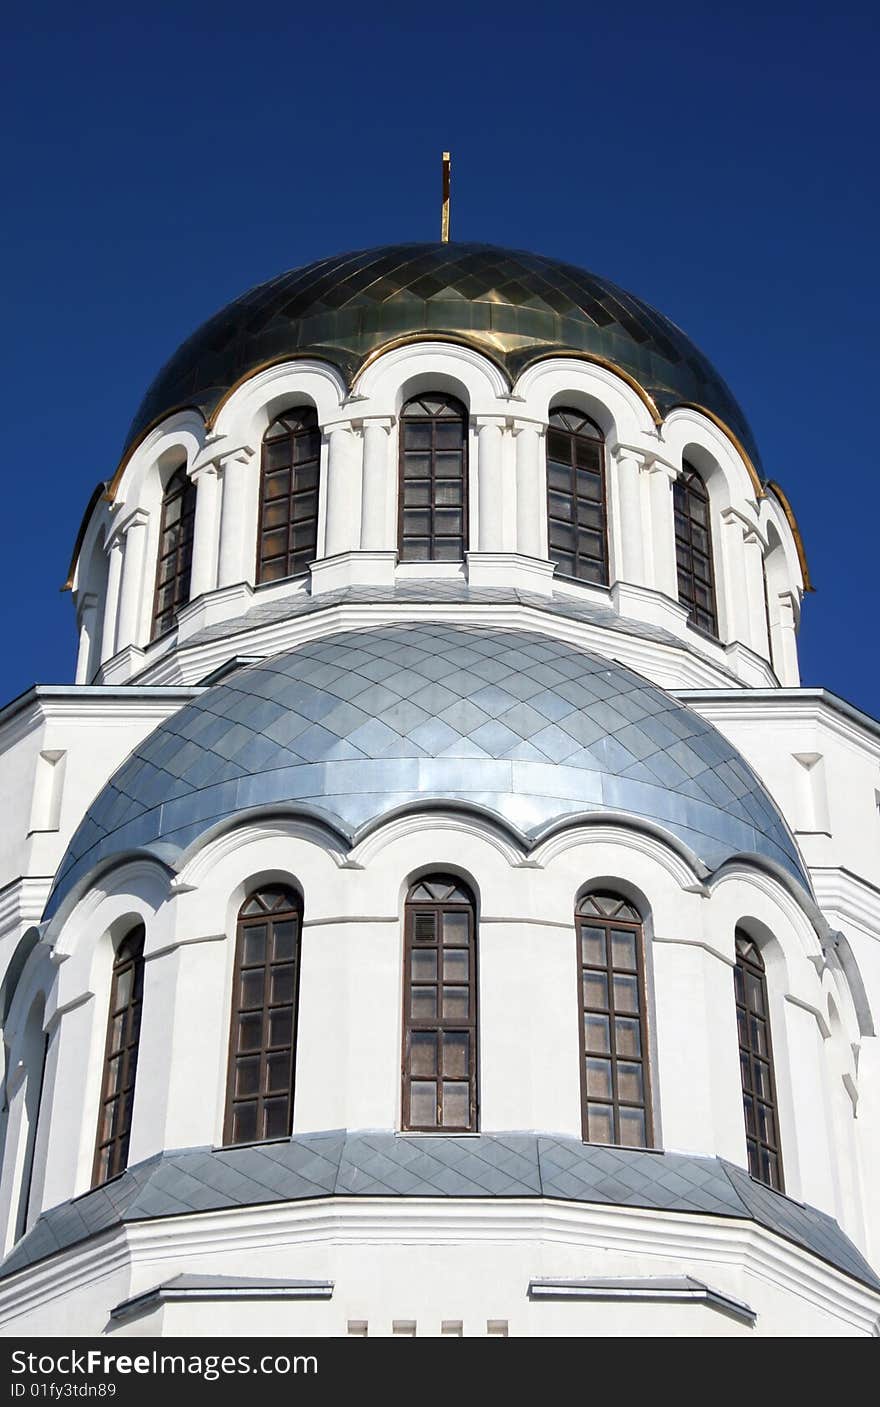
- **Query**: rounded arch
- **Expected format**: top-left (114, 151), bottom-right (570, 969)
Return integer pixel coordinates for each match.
top-left (733, 921), bottom-right (785, 1190)
top-left (0, 991), bottom-right (48, 1251)
top-left (72, 520), bottom-right (109, 683)
top-left (401, 869), bottom-right (478, 1134)
top-left (108, 412), bottom-right (204, 509)
top-left (92, 921), bottom-right (145, 1187)
top-left (398, 390), bottom-right (469, 563)
top-left (400, 865), bottom-right (480, 915)
top-left (573, 875), bottom-right (652, 925)
top-left (545, 405), bottom-right (609, 587)
top-left (223, 866), bottom-right (306, 941)
top-left (210, 360), bottom-right (346, 446)
top-left (151, 460), bottom-right (197, 638)
top-left (353, 341), bottom-right (508, 417)
top-left (574, 882), bottom-right (655, 1149)
top-left (256, 404), bottom-right (321, 584)
top-left (514, 357), bottom-right (656, 447)
top-left (662, 407), bottom-right (759, 510)
top-left (224, 878), bottom-right (303, 1147)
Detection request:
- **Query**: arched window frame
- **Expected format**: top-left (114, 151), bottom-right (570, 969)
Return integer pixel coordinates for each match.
top-left (734, 929), bottom-right (784, 1190)
top-left (545, 407), bottom-right (609, 586)
top-left (674, 460), bottom-right (718, 636)
top-left (401, 875), bottom-right (477, 1132)
top-left (151, 465), bottom-right (196, 639)
top-left (92, 925), bottom-right (145, 1187)
top-left (575, 892), bottom-right (653, 1148)
top-left (224, 885), bottom-right (303, 1146)
top-left (398, 394), bottom-right (468, 562)
top-left (256, 407), bottom-right (321, 584)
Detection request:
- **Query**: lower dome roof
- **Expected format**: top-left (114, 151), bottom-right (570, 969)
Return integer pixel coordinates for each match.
top-left (45, 624), bottom-right (806, 918)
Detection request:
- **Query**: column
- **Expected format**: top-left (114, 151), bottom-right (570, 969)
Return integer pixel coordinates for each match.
top-left (774, 591), bottom-right (801, 685)
top-left (615, 450), bottom-right (645, 585)
top-left (476, 418), bottom-right (504, 552)
top-left (189, 464), bottom-right (221, 598)
top-left (513, 422), bottom-right (543, 558)
top-left (720, 508), bottom-right (751, 644)
top-left (100, 536), bottom-right (123, 660)
top-left (359, 418), bottom-right (392, 551)
top-left (743, 528), bottom-right (770, 658)
top-left (324, 424), bottom-right (360, 557)
top-left (74, 594), bottom-right (97, 685)
top-left (644, 459), bottom-right (679, 597)
top-left (115, 511), bottom-right (149, 652)
top-left (217, 449), bottom-right (254, 587)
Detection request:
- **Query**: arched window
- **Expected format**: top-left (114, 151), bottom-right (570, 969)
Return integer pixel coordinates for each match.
top-left (674, 461), bottom-right (717, 635)
top-left (735, 930), bottom-right (783, 1189)
top-left (546, 408), bottom-right (608, 585)
top-left (257, 408), bottom-right (321, 583)
top-left (398, 394), bottom-right (468, 561)
top-left (93, 926), bottom-right (145, 1186)
top-left (152, 466), bottom-right (196, 638)
top-left (224, 886), bottom-right (302, 1146)
top-left (402, 875), bottom-right (476, 1131)
top-left (576, 893), bottom-right (652, 1147)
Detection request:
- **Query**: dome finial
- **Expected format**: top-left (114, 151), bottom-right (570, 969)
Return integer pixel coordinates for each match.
top-left (441, 151), bottom-right (451, 242)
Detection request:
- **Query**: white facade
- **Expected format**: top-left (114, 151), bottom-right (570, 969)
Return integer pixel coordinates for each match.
top-left (1, 250), bottom-right (879, 1338)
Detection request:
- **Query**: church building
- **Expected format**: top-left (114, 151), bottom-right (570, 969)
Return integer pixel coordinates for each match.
top-left (1, 239), bottom-right (878, 1337)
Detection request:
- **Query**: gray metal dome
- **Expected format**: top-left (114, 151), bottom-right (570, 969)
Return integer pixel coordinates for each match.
top-left (45, 625), bottom-right (807, 918)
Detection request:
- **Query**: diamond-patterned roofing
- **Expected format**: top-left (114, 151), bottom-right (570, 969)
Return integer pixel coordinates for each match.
top-left (125, 242), bottom-right (761, 472)
top-left (3, 1134), bottom-right (876, 1293)
top-left (45, 624), bottom-right (807, 919)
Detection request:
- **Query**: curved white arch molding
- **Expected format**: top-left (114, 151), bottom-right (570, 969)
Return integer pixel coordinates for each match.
top-left (661, 407), bottom-right (760, 510)
top-left (352, 340), bottom-right (509, 415)
top-left (174, 814), bottom-right (352, 890)
top-left (0, 938), bottom-right (52, 1048)
top-left (348, 809), bottom-right (526, 871)
top-left (707, 864), bottom-right (825, 959)
top-left (110, 411), bottom-right (206, 510)
top-left (210, 359), bottom-right (348, 446)
top-left (513, 357), bottom-right (657, 448)
top-left (760, 494), bottom-right (806, 597)
top-left (45, 855), bottom-right (173, 958)
top-left (530, 817), bottom-right (707, 892)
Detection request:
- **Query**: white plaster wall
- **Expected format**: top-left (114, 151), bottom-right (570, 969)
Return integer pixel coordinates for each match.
top-left (0, 1201), bottom-right (877, 1338)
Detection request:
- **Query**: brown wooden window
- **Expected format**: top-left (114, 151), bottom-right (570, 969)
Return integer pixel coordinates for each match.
top-left (224, 886), bottom-right (302, 1146)
top-left (674, 461), bottom-right (718, 635)
top-left (152, 466), bottom-right (196, 638)
top-left (93, 925), bottom-right (145, 1187)
top-left (402, 876), bottom-right (477, 1131)
top-left (546, 408), bottom-right (608, 585)
top-left (398, 394), bottom-right (468, 561)
top-left (735, 930), bottom-right (783, 1190)
top-left (257, 408), bottom-right (321, 583)
top-left (576, 893), bottom-right (652, 1147)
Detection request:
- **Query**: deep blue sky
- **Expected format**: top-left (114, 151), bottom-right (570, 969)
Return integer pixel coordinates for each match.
top-left (2, 2), bottom-right (877, 713)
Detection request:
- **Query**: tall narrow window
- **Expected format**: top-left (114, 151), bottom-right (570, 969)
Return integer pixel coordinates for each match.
top-left (546, 408), bottom-right (608, 585)
top-left (398, 394), bottom-right (468, 561)
top-left (735, 930), bottom-right (783, 1190)
top-left (674, 461), bottom-right (718, 635)
top-left (402, 876), bottom-right (476, 1131)
top-left (93, 926), bottom-right (145, 1186)
top-left (257, 408), bottom-right (321, 583)
top-left (576, 893), bottom-right (652, 1147)
top-left (152, 466), bottom-right (196, 638)
top-left (225, 886), bottom-right (302, 1146)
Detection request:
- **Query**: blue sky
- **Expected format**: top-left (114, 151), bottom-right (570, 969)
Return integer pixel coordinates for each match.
top-left (2, 1), bottom-right (877, 713)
